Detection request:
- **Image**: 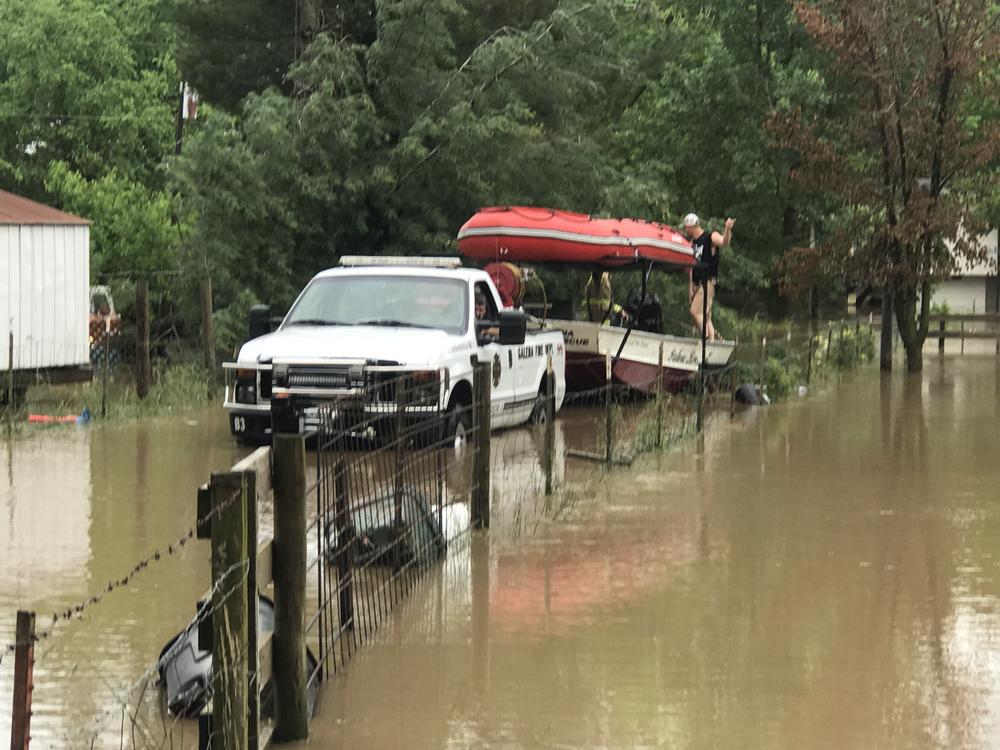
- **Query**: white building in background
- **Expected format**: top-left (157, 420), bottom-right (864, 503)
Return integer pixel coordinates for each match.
top-left (930, 227), bottom-right (999, 314)
top-left (0, 190), bottom-right (91, 387)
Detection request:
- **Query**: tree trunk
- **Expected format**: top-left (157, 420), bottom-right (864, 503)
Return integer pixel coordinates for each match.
top-left (894, 284), bottom-right (924, 373)
top-left (880, 286), bottom-right (893, 371)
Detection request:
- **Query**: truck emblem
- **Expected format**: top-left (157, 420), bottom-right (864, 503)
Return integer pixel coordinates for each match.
top-left (492, 354), bottom-right (502, 387)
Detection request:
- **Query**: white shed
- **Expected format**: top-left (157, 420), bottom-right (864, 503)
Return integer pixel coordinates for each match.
top-left (930, 227), bottom-right (999, 313)
top-left (0, 190), bottom-right (91, 375)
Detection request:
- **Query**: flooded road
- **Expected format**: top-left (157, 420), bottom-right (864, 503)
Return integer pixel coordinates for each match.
top-left (3, 357), bottom-right (1000, 748)
top-left (302, 358), bottom-right (1000, 749)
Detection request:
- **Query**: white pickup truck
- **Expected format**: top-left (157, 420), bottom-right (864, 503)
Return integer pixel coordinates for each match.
top-left (223, 257), bottom-right (567, 444)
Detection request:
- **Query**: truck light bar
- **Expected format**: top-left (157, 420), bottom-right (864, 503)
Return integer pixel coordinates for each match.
top-left (339, 255), bottom-right (462, 268)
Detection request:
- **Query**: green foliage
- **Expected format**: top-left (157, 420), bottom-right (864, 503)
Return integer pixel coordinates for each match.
top-left (612, 0), bottom-right (830, 303)
top-left (46, 162), bottom-right (179, 276)
top-left (0, 0), bottom-right (177, 195)
top-left (213, 289), bottom-right (260, 363)
top-left (820, 326), bottom-right (876, 371)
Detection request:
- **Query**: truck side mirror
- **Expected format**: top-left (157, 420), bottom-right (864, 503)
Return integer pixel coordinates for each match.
top-left (248, 304), bottom-right (273, 341)
top-left (498, 310), bottom-right (527, 346)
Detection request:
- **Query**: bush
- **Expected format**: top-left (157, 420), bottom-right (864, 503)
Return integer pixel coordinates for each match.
top-left (818, 325), bottom-right (876, 371)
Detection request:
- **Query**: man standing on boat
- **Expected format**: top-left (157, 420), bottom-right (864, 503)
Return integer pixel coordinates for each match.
top-left (683, 213), bottom-right (735, 341)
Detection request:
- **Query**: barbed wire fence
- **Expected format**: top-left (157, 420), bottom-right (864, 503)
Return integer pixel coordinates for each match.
top-left (0, 477), bottom-right (252, 749)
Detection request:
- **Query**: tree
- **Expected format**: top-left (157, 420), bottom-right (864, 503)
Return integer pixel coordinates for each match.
top-left (773, 0), bottom-right (1000, 372)
top-left (613, 0), bottom-right (832, 311)
top-left (173, 0), bottom-right (379, 113)
top-left (46, 162), bottom-right (179, 277)
top-left (172, 0), bottom-right (678, 321)
top-left (0, 0), bottom-right (177, 197)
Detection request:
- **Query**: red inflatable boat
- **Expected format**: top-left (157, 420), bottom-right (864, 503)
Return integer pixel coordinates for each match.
top-left (457, 206), bottom-right (695, 268)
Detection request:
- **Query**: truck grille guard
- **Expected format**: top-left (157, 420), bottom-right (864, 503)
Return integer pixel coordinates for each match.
top-left (224, 359), bottom-right (448, 409)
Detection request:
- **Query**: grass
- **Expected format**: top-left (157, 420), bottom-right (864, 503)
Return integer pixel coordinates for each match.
top-left (4, 363), bottom-right (216, 427)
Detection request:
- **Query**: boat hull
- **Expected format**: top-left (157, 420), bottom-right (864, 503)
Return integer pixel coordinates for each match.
top-left (551, 320), bottom-right (735, 395)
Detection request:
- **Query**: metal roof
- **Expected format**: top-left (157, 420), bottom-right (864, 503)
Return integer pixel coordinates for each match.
top-left (0, 190), bottom-right (89, 226)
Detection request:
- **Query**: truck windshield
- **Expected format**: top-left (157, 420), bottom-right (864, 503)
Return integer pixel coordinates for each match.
top-left (283, 275), bottom-right (469, 335)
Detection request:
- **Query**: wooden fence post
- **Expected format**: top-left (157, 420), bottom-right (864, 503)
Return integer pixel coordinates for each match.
top-left (759, 337), bottom-right (767, 392)
top-left (272, 435), bottom-right (309, 741)
top-left (961, 320), bottom-right (965, 355)
top-left (394, 377), bottom-right (406, 529)
top-left (544, 355), bottom-right (555, 496)
top-left (938, 319), bottom-right (945, 353)
top-left (101, 326), bottom-right (110, 418)
top-left (604, 357), bottom-right (613, 465)
top-left (136, 279), bottom-right (151, 400)
top-left (806, 334), bottom-right (814, 386)
top-left (471, 361), bottom-right (491, 529)
top-left (6, 331), bottom-right (13, 408)
top-left (243, 468), bottom-right (260, 750)
top-left (9, 610), bottom-right (35, 750)
top-left (655, 343), bottom-right (664, 449)
top-left (209, 472), bottom-right (249, 750)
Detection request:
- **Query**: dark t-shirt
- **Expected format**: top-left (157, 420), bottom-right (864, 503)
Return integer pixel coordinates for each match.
top-left (691, 231), bottom-right (718, 285)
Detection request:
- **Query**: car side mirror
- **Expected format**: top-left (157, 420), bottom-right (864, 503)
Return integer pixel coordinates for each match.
top-left (498, 310), bottom-right (527, 346)
top-left (248, 304), bottom-right (273, 341)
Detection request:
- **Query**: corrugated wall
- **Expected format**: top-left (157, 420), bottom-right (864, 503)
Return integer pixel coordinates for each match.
top-left (0, 224), bottom-right (90, 370)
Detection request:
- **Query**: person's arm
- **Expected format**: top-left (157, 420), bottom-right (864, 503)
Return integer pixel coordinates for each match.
top-left (711, 217), bottom-right (736, 249)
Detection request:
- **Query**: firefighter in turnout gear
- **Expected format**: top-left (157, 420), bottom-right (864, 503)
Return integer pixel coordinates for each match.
top-left (583, 272), bottom-right (628, 326)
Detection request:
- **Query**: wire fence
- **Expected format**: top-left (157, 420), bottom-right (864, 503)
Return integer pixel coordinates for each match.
top-left (310, 371), bottom-right (475, 683)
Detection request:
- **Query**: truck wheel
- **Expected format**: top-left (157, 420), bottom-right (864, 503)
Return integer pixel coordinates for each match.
top-left (528, 383), bottom-right (550, 425)
top-left (444, 400), bottom-right (472, 451)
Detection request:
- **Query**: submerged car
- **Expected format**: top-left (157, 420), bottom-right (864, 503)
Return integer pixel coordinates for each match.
top-left (156, 594), bottom-right (318, 719)
top-left (325, 485), bottom-right (446, 569)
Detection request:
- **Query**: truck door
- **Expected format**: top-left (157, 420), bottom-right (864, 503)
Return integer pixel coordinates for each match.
top-left (512, 334), bottom-right (552, 423)
top-left (474, 281), bottom-right (519, 427)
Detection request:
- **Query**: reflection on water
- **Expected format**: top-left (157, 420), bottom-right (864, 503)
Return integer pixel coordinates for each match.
top-left (299, 358), bottom-right (1000, 750)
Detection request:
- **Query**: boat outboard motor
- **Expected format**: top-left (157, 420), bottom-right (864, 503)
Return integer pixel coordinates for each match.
top-left (625, 288), bottom-right (663, 334)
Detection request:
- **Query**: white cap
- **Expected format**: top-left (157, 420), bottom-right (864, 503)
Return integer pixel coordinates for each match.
top-left (682, 213), bottom-right (700, 227)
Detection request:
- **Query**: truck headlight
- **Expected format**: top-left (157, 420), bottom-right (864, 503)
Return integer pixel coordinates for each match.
top-left (235, 381), bottom-right (257, 404)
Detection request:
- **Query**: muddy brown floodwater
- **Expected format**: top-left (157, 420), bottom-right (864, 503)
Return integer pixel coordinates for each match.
top-left (0, 407), bottom-right (244, 748)
top-left (4, 357), bottom-right (1000, 748)
top-left (297, 358), bottom-right (1000, 750)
